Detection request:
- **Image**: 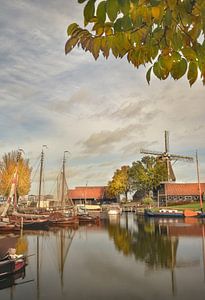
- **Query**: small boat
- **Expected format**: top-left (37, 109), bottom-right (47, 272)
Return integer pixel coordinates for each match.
top-left (144, 209), bottom-right (184, 218)
top-left (0, 249), bottom-right (26, 279)
top-left (0, 221), bottom-right (20, 232)
top-left (48, 212), bottom-right (79, 226)
top-left (9, 215), bottom-right (49, 230)
top-left (107, 205), bottom-right (122, 216)
top-left (78, 214), bottom-right (100, 224)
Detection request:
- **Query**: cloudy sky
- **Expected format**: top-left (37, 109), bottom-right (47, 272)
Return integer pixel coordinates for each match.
top-left (1, 0), bottom-right (205, 194)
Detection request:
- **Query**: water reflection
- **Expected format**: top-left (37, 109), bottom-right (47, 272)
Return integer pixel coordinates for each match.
top-left (1, 215), bottom-right (205, 300)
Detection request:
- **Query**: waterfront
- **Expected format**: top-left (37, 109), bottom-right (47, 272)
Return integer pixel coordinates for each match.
top-left (1, 213), bottom-right (205, 300)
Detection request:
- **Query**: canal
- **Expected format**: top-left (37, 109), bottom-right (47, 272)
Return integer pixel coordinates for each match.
top-left (1, 213), bottom-right (205, 300)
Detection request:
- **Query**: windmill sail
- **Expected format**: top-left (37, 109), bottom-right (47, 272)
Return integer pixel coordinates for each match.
top-left (140, 131), bottom-right (193, 182)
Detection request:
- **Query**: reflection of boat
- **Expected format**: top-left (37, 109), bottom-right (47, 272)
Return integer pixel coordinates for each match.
top-left (0, 266), bottom-right (25, 290)
top-left (144, 209), bottom-right (184, 218)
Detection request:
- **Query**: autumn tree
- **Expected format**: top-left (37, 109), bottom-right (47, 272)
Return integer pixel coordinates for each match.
top-left (0, 151), bottom-right (32, 200)
top-left (107, 165), bottom-right (131, 201)
top-left (66, 0), bottom-right (205, 86)
top-left (129, 155), bottom-right (167, 196)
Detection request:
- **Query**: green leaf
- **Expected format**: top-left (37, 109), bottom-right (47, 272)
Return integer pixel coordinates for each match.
top-left (171, 58), bottom-right (187, 79)
top-left (159, 55), bottom-right (173, 72)
top-left (84, 0), bottom-right (95, 22)
top-left (187, 61), bottom-right (198, 86)
top-left (97, 1), bottom-right (106, 24)
top-left (153, 61), bottom-right (163, 79)
top-left (78, 0), bottom-right (88, 3)
top-left (146, 66), bottom-right (152, 84)
top-left (181, 47), bottom-right (197, 61)
top-left (114, 18), bottom-right (123, 32)
top-left (67, 23), bottom-right (78, 36)
top-left (118, 0), bottom-right (130, 15)
top-left (121, 15), bottom-right (132, 31)
top-left (106, 0), bottom-right (119, 22)
top-left (150, 0), bottom-right (161, 6)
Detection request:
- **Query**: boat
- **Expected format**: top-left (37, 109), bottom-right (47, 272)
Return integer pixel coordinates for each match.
top-left (48, 212), bottom-right (79, 226)
top-left (0, 249), bottom-right (26, 279)
top-left (144, 209), bottom-right (184, 218)
top-left (48, 151), bottom-right (78, 227)
top-left (107, 204), bottom-right (122, 216)
top-left (78, 214), bottom-right (100, 224)
top-left (0, 221), bottom-right (20, 232)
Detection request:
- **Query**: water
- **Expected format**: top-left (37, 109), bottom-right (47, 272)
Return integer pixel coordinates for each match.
top-left (1, 213), bottom-right (205, 300)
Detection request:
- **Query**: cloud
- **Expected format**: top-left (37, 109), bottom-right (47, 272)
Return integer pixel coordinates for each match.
top-left (81, 123), bottom-right (146, 155)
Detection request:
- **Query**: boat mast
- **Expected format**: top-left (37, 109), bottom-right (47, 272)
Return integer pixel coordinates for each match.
top-left (38, 145), bottom-right (47, 209)
top-left (196, 150), bottom-right (203, 211)
top-left (61, 151), bottom-right (69, 207)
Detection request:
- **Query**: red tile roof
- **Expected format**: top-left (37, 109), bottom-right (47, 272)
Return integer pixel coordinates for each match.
top-left (165, 183), bottom-right (205, 196)
top-left (68, 186), bottom-right (106, 200)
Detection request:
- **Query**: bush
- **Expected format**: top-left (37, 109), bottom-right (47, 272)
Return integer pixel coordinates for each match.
top-left (142, 197), bottom-right (154, 207)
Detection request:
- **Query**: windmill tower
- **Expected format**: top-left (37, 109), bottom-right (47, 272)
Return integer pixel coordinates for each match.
top-left (140, 131), bottom-right (193, 182)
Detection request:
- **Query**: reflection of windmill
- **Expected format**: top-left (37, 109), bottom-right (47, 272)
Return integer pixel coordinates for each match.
top-left (140, 131), bottom-right (193, 182)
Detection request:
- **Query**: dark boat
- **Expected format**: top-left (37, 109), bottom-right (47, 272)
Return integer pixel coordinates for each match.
top-left (0, 254), bottom-right (26, 279)
top-left (144, 209), bottom-right (184, 218)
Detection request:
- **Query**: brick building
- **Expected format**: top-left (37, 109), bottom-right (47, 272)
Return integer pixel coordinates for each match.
top-left (157, 182), bottom-right (205, 205)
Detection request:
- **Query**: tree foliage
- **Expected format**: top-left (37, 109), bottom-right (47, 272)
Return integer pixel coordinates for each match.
top-left (129, 155), bottom-right (167, 195)
top-left (66, 0), bottom-right (205, 86)
top-left (0, 151), bottom-right (32, 198)
top-left (106, 165), bottom-right (131, 201)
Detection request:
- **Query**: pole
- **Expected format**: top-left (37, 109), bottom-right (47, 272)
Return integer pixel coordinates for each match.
top-left (196, 150), bottom-right (203, 211)
top-left (38, 145), bottom-right (47, 209)
top-left (38, 150), bottom-right (44, 209)
top-left (61, 151), bottom-right (69, 208)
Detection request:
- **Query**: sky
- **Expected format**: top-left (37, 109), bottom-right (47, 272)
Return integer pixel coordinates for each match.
top-left (0, 0), bottom-right (205, 195)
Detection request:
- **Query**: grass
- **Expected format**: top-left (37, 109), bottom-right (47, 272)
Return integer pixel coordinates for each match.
top-left (166, 203), bottom-right (205, 211)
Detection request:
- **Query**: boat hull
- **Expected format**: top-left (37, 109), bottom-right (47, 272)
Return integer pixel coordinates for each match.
top-left (144, 209), bottom-right (184, 218)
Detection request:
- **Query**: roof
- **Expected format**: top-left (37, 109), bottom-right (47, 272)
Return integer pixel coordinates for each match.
top-left (68, 186), bottom-right (106, 200)
top-left (164, 183), bottom-right (205, 196)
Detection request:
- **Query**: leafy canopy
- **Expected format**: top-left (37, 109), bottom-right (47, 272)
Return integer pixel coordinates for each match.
top-left (0, 151), bottom-right (32, 197)
top-left (66, 0), bottom-right (205, 86)
top-left (106, 165), bottom-right (130, 200)
top-left (128, 155), bottom-right (167, 194)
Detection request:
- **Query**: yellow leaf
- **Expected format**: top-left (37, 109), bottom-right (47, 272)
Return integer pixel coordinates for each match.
top-left (151, 7), bottom-right (161, 19)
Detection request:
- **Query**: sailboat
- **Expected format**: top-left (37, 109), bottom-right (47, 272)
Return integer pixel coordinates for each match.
top-left (48, 151), bottom-right (78, 227)
top-left (7, 148), bottom-right (49, 230)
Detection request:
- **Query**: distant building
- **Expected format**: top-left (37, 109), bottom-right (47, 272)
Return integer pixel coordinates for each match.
top-left (68, 186), bottom-right (106, 205)
top-left (157, 182), bottom-right (205, 205)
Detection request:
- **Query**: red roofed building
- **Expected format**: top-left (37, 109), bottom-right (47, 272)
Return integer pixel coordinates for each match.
top-left (157, 182), bottom-right (205, 205)
top-left (68, 186), bottom-right (106, 205)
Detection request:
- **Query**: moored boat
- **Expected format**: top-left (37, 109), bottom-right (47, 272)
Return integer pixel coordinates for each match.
top-left (144, 209), bottom-right (184, 218)
top-left (0, 249), bottom-right (26, 279)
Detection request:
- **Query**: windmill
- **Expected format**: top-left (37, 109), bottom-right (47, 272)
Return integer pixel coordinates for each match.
top-left (140, 131), bottom-right (194, 182)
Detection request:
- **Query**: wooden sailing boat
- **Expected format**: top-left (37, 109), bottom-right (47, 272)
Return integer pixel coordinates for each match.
top-left (8, 147), bottom-right (49, 230)
top-left (48, 151), bottom-right (78, 227)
